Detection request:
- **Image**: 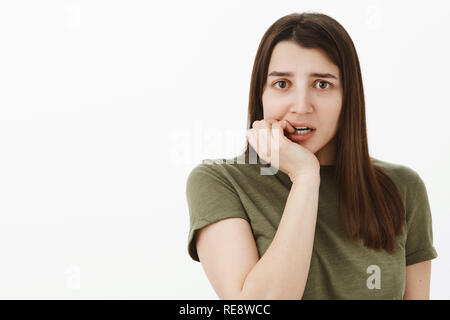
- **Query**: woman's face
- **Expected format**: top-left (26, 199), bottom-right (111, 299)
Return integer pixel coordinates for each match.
top-left (262, 40), bottom-right (343, 165)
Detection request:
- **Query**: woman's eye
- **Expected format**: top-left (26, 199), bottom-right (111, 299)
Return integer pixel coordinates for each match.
top-left (315, 81), bottom-right (332, 90)
top-left (274, 80), bottom-right (288, 89)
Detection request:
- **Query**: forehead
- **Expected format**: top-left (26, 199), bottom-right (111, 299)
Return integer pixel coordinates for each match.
top-left (268, 41), bottom-right (339, 78)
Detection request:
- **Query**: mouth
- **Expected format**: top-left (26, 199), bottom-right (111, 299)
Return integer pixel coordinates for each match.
top-left (287, 127), bottom-right (316, 142)
top-left (292, 126), bottom-right (314, 135)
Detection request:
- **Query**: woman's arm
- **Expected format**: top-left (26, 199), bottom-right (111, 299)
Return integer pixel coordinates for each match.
top-left (403, 260), bottom-right (432, 299)
top-left (239, 171), bottom-right (320, 299)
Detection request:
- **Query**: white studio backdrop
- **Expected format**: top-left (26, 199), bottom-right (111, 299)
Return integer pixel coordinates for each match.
top-left (0, 0), bottom-right (448, 299)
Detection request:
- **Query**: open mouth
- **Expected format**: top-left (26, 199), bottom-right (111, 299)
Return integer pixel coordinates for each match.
top-left (292, 126), bottom-right (315, 135)
top-left (286, 126), bottom-right (316, 142)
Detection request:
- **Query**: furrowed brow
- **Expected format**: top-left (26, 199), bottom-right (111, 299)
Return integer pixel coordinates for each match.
top-left (268, 71), bottom-right (338, 80)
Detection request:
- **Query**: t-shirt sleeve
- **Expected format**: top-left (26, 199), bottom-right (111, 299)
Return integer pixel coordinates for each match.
top-left (404, 169), bottom-right (438, 266)
top-left (185, 162), bottom-right (250, 262)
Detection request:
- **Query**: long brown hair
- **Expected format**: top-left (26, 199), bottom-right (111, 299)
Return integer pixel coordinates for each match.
top-left (242, 12), bottom-right (405, 253)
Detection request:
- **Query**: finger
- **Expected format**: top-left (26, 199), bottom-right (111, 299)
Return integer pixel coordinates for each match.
top-left (260, 119), bottom-right (278, 157)
top-left (271, 121), bottom-right (283, 137)
top-left (257, 123), bottom-right (270, 160)
top-left (275, 119), bottom-right (294, 133)
top-left (259, 119), bottom-right (271, 128)
top-left (263, 119), bottom-right (279, 133)
top-left (264, 118), bottom-right (278, 125)
top-left (251, 120), bottom-right (260, 129)
top-left (281, 120), bottom-right (296, 133)
top-left (270, 122), bottom-right (282, 144)
top-left (271, 122), bottom-right (288, 145)
top-left (270, 123), bottom-right (283, 166)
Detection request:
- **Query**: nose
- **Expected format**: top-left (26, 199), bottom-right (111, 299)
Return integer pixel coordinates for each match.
top-left (289, 89), bottom-right (314, 114)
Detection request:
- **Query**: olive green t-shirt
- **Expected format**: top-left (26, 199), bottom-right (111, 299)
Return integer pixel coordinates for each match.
top-left (185, 152), bottom-right (438, 300)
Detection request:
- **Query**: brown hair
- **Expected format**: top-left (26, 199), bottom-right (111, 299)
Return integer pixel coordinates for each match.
top-left (242, 12), bottom-right (405, 253)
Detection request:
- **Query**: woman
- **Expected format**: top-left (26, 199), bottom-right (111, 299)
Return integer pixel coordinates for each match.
top-left (185, 12), bottom-right (438, 300)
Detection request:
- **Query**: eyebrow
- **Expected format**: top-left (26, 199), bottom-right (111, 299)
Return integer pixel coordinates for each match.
top-left (267, 71), bottom-right (338, 80)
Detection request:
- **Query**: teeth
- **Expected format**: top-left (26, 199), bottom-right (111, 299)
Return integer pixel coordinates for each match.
top-left (294, 126), bottom-right (308, 129)
top-left (294, 128), bottom-right (312, 135)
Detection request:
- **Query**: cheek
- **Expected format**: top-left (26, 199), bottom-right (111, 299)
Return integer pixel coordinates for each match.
top-left (329, 108), bottom-right (340, 138)
top-left (262, 93), bottom-right (286, 118)
top-left (318, 105), bottom-right (341, 134)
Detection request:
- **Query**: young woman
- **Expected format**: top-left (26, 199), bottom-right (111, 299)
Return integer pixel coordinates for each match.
top-left (185, 12), bottom-right (438, 300)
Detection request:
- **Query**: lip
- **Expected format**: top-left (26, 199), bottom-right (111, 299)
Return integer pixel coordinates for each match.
top-left (286, 128), bottom-right (316, 142)
top-left (286, 121), bottom-right (316, 130)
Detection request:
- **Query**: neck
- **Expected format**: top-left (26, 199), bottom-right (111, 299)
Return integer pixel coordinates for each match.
top-left (315, 135), bottom-right (337, 165)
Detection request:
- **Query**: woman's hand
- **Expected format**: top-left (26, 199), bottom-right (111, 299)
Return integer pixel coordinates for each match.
top-left (246, 119), bottom-right (320, 182)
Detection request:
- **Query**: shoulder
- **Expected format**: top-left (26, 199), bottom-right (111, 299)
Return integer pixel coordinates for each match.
top-left (370, 156), bottom-right (423, 189)
top-left (185, 159), bottom-right (227, 193)
top-left (186, 155), bottom-right (255, 192)
top-left (187, 154), bottom-right (258, 187)
top-left (370, 158), bottom-right (430, 222)
top-left (187, 157), bottom-right (237, 182)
